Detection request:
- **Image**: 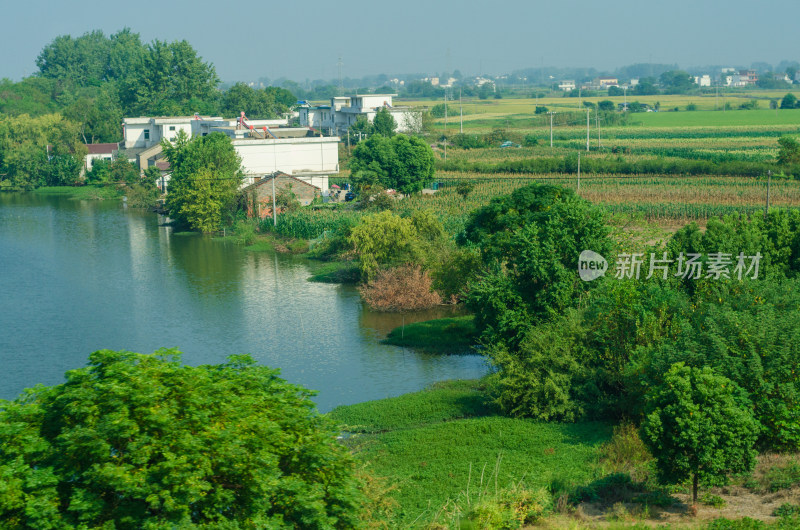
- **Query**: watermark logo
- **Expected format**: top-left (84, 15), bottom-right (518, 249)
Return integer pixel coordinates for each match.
top-left (578, 251), bottom-right (762, 281)
top-left (578, 250), bottom-right (608, 282)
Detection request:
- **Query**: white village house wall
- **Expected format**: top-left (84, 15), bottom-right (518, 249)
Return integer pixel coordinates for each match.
top-left (121, 116), bottom-right (337, 191)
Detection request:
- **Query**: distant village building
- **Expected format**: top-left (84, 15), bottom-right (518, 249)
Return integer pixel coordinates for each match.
top-left (558, 80), bottom-right (576, 91)
top-left (296, 94), bottom-right (421, 135)
top-left (596, 77), bottom-right (619, 88)
top-left (694, 75), bottom-right (712, 87)
top-left (83, 143), bottom-right (119, 173)
top-left (242, 172), bottom-right (321, 219)
top-left (118, 115), bottom-right (337, 192)
top-left (731, 70), bottom-right (758, 87)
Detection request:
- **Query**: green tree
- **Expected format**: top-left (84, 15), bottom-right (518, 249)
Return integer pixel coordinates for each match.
top-left (632, 77), bottom-right (659, 95)
top-left (461, 184), bottom-right (613, 343)
top-left (659, 70), bottom-right (695, 94)
top-left (348, 210), bottom-right (421, 279)
top-left (780, 93), bottom-right (797, 109)
top-left (0, 113), bottom-right (86, 190)
top-left (597, 100), bottom-right (615, 112)
top-left (350, 134), bottom-right (435, 194)
top-left (263, 86), bottom-right (297, 108)
top-left (371, 107), bottom-right (397, 137)
top-left (641, 363), bottom-right (758, 504)
top-left (0, 349), bottom-right (361, 528)
top-left (163, 131), bottom-right (244, 232)
top-left (220, 83), bottom-right (290, 119)
top-left (778, 135), bottom-right (800, 165)
top-left (429, 103), bottom-right (454, 118)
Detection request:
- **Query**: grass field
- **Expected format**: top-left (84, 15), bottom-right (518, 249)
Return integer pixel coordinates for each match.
top-left (328, 380), bottom-right (612, 527)
top-left (402, 90), bottom-right (800, 115)
top-left (328, 381), bottom-right (800, 528)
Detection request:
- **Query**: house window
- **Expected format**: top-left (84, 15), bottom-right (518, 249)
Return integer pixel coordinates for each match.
top-left (144, 129), bottom-right (150, 140)
top-left (169, 126), bottom-right (176, 131)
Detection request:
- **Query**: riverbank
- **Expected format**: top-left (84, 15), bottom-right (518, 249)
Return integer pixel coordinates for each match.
top-left (383, 315), bottom-right (478, 353)
top-left (32, 185), bottom-right (122, 200)
top-left (328, 380), bottom-right (612, 527)
top-left (329, 381), bottom-right (800, 529)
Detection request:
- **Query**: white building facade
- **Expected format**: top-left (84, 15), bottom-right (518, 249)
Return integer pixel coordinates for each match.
top-left (296, 94), bottom-right (421, 135)
top-left (120, 115), bottom-right (337, 191)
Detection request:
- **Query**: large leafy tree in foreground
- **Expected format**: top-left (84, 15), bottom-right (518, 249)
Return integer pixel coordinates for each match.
top-left (163, 131), bottom-right (244, 232)
top-left (0, 350), bottom-right (361, 529)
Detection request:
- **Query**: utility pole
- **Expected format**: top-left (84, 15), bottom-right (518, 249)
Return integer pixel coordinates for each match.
top-left (547, 111), bottom-right (556, 148)
top-left (596, 107), bottom-right (600, 149)
top-left (272, 175), bottom-right (277, 227)
top-left (337, 56), bottom-right (343, 96)
top-left (586, 109), bottom-right (591, 152)
top-left (459, 89), bottom-right (463, 134)
top-left (766, 170), bottom-right (772, 217)
top-left (577, 152), bottom-right (581, 194)
top-left (623, 86), bottom-right (628, 111)
top-left (444, 90), bottom-right (447, 162)
top-left (444, 90), bottom-right (447, 131)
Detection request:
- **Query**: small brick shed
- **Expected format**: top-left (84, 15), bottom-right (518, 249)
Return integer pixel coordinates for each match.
top-left (242, 172), bottom-right (321, 219)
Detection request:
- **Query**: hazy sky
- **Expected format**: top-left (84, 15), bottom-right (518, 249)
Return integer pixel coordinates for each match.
top-left (3, 0), bottom-right (798, 82)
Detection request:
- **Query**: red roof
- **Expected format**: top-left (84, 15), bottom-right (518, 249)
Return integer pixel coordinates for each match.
top-left (155, 160), bottom-right (170, 170)
top-left (85, 143), bottom-right (119, 155)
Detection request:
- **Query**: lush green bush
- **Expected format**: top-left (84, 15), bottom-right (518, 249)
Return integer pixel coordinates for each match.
top-left (0, 350), bottom-right (362, 528)
top-left (450, 133), bottom-right (488, 149)
top-left (637, 279), bottom-right (800, 450)
top-left (429, 103), bottom-right (456, 118)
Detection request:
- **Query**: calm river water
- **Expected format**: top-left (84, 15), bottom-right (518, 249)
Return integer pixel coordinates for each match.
top-left (0, 193), bottom-right (486, 411)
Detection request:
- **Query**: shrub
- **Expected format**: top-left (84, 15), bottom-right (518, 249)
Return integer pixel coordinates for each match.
top-left (124, 182), bottom-right (160, 209)
top-left (485, 310), bottom-right (586, 421)
top-left (348, 210), bottom-right (421, 279)
top-left (358, 264), bottom-right (442, 312)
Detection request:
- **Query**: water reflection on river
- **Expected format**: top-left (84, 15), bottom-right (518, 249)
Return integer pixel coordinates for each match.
top-left (0, 193), bottom-right (486, 410)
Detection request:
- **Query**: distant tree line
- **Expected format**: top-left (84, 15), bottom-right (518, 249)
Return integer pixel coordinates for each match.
top-left (0, 29), bottom-right (298, 190)
top-left (0, 29), bottom-right (298, 144)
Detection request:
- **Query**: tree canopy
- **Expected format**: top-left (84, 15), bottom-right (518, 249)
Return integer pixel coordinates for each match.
top-left (349, 134), bottom-right (435, 194)
top-left (0, 113), bottom-right (87, 190)
top-left (0, 349), bottom-right (361, 528)
top-left (461, 184), bottom-right (613, 343)
top-left (641, 363), bottom-right (758, 504)
top-left (371, 107), bottom-right (397, 137)
top-left (658, 70), bottom-right (695, 94)
top-left (163, 131), bottom-right (244, 232)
